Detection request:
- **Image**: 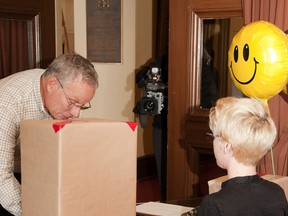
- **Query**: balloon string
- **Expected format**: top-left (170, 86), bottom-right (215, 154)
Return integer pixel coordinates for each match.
top-left (270, 148), bottom-right (275, 175)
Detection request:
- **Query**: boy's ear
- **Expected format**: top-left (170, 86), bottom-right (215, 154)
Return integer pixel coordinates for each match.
top-left (224, 142), bottom-right (233, 155)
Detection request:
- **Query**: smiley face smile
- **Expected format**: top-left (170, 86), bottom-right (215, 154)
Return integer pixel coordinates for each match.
top-left (230, 57), bottom-right (259, 85)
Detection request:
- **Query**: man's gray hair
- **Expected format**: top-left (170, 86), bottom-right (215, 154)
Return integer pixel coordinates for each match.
top-left (43, 53), bottom-right (99, 88)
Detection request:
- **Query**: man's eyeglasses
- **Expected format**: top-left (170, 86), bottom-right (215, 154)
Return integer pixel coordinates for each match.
top-left (206, 132), bottom-right (220, 139)
top-left (55, 77), bottom-right (91, 110)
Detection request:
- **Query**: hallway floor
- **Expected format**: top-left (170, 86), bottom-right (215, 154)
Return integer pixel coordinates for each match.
top-left (137, 177), bottom-right (161, 203)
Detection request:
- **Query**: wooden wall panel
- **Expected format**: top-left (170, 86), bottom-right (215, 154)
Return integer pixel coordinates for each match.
top-left (167, 0), bottom-right (242, 199)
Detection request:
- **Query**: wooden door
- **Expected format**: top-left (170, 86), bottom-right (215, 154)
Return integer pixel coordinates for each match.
top-left (0, 0), bottom-right (55, 72)
top-left (167, 0), bottom-right (242, 200)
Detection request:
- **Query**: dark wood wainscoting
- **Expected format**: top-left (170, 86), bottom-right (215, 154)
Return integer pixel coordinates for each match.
top-left (137, 154), bottom-right (158, 181)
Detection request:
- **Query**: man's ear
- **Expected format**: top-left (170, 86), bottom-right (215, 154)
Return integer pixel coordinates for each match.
top-left (46, 76), bottom-right (58, 93)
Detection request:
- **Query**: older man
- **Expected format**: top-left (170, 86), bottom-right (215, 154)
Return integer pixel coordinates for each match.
top-left (0, 53), bottom-right (98, 215)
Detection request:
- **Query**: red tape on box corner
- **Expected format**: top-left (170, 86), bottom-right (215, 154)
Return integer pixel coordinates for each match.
top-left (52, 120), bottom-right (137, 133)
top-left (126, 122), bottom-right (138, 131)
top-left (52, 120), bottom-right (73, 133)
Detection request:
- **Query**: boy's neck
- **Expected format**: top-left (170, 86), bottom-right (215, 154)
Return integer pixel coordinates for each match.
top-left (227, 158), bottom-right (257, 179)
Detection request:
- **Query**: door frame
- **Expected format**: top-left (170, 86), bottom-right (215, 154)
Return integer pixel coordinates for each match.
top-left (0, 0), bottom-right (56, 68)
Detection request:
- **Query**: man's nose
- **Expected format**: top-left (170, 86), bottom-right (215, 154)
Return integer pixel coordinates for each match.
top-left (70, 107), bottom-right (81, 118)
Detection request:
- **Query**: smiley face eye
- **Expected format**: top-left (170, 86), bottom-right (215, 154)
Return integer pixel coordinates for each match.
top-left (243, 44), bottom-right (249, 61)
top-left (234, 46), bottom-right (238, 62)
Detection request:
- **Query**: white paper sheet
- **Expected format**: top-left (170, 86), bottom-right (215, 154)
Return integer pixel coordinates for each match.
top-left (136, 202), bottom-right (194, 216)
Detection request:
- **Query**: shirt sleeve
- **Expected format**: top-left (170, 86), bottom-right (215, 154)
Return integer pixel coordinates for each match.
top-left (0, 106), bottom-right (22, 215)
top-left (197, 195), bottom-right (221, 216)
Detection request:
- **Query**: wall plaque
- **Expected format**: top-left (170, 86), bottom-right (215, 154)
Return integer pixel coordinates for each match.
top-left (87, 0), bottom-right (122, 63)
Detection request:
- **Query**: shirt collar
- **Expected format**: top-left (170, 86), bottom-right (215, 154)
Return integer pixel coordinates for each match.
top-left (222, 174), bottom-right (261, 188)
top-left (33, 69), bottom-right (51, 117)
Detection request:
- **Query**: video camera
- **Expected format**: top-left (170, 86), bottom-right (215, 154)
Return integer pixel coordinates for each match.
top-left (133, 64), bottom-right (167, 115)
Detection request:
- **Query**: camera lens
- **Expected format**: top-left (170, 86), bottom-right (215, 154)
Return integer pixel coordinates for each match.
top-left (144, 100), bottom-right (155, 111)
top-left (151, 67), bottom-right (159, 74)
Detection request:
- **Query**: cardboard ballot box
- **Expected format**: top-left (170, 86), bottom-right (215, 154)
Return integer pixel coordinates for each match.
top-left (20, 119), bottom-right (138, 216)
top-left (208, 174), bottom-right (288, 200)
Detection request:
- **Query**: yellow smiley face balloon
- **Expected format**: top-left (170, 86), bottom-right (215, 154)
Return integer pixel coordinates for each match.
top-left (228, 20), bottom-right (288, 104)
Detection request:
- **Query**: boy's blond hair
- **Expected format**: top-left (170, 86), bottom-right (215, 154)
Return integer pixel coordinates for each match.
top-left (209, 97), bottom-right (276, 166)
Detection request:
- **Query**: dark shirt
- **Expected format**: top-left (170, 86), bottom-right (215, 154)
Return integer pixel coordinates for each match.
top-left (198, 175), bottom-right (288, 216)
